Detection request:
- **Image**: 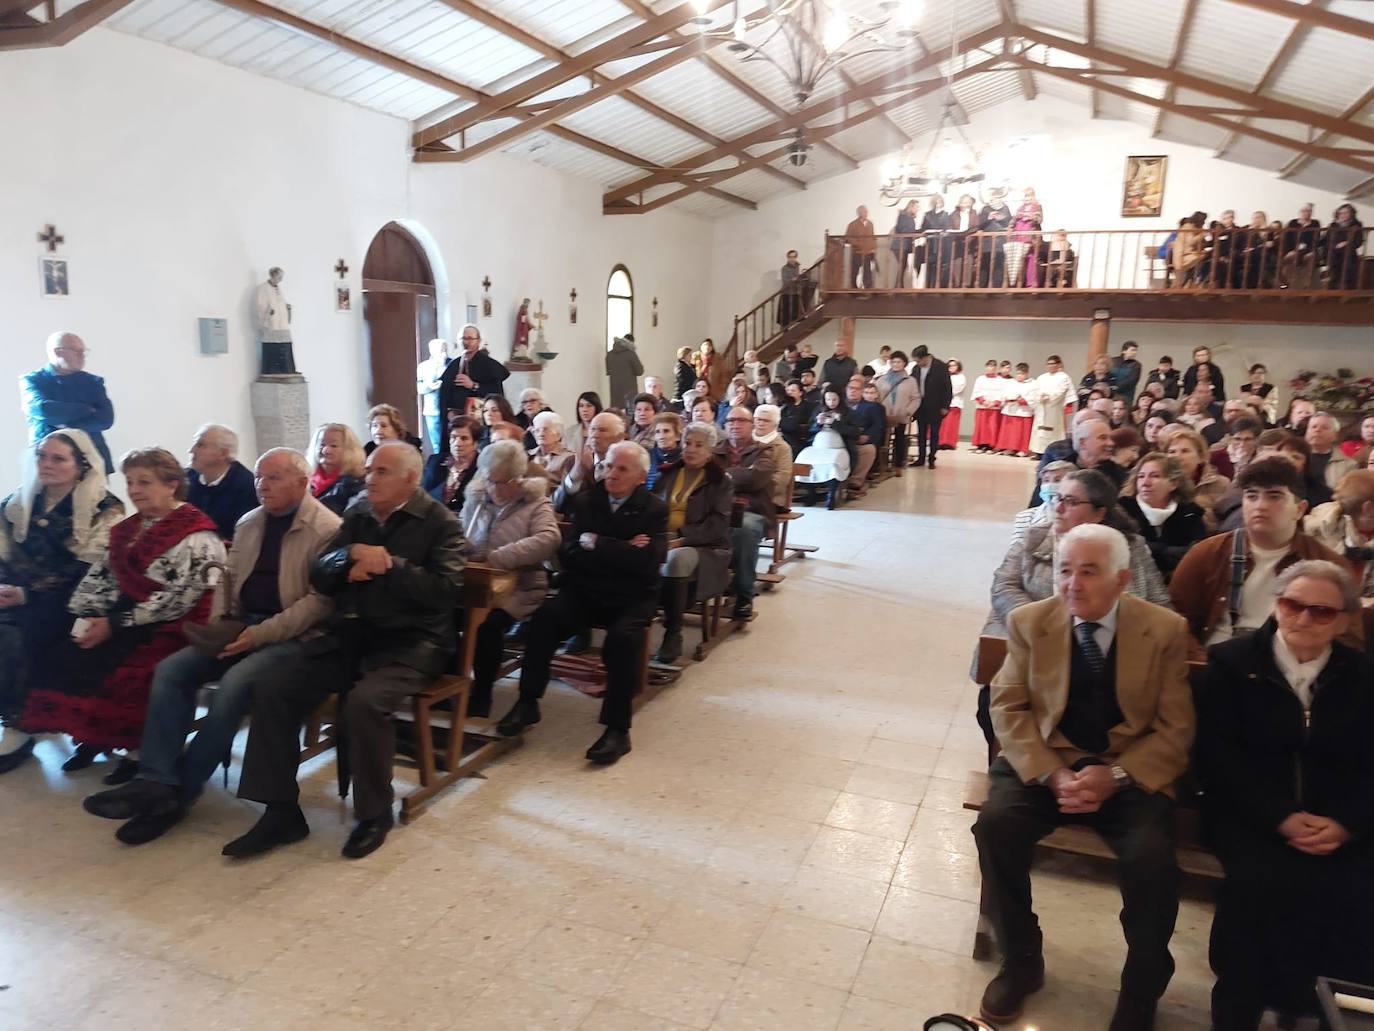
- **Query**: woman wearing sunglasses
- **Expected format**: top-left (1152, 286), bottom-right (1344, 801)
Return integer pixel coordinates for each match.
top-left (1196, 559), bottom-right (1374, 1031)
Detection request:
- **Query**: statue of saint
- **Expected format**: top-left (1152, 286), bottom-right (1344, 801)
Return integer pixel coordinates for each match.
top-left (511, 297), bottom-right (532, 361)
top-left (254, 267), bottom-right (296, 376)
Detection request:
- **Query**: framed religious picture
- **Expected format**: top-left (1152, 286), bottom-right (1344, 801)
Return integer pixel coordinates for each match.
top-left (481, 294), bottom-right (493, 318)
top-left (335, 285), bottom-right (351, 312)
top-left (41, 257), bottom-right (69, 298)
top-left (1121, 155), bottom-right (1167, 217)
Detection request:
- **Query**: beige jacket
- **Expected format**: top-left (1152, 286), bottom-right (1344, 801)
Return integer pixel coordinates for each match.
top-left (990, 593), bottom-right (1195, 795)
top-left (758, 433), bottom-right (794, 508)
top-left (219, 494), bottom-right (342, 646)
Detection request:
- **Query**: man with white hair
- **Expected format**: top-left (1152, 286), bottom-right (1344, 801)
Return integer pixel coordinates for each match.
top-left (416, 338), bottom-right (451, 453)
top-left (1304, 411), bottom-right (1356, 505)
top-left (642, 375), bottom-right (669, 411)
top-left (557, 411), bottom-right (625, 511)
top-left (186, 423), bottom-right (258, 540)
top-left (223, 441), bottom-right (465, 859)
top-left (82, 448), bottom-right (342, 844)
top-left (752, 404), bottom-right (792, 508)
top-left (973, 523), bottom-right (1194, 1031)
top-left (498, 440), bottom-right (667, 765)
top-left (21, 331), bottom-right (115, 473)
top-left (1198, 560), bottom-right (1374, 1028)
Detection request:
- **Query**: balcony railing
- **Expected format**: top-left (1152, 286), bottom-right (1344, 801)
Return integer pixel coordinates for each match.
top-left (821, 227), bottom-right (1373, 295)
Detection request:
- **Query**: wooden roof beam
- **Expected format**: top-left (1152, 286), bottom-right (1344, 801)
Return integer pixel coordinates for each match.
top-left (0, 0), bottom-right (131, 50)
top-left (1017, 57), bottom-right (1374, 177)
top-left (602, 21), bottom-right (1008, 206)
top-left (1154, 0), bottom-right (1199, 138)
top-left (1224, 0), bottom-right (1374, 44)
top-left (1215, 0), bottom-right (1325, 159)
top-left (432, 0), bottom-right (805, 191)
top-left (1280, 84), bottom-right (1374, 179)
top-left (1085, 0), bottom-right (1098, 117)
top-left (1015, 24), bottom-right (1374, 146)
top-left (613, 0), bottom-right (860, 170)
top-left (607, 54), bottom-right (1007, 214)
top-left (413, 0), bottom-right (735, 148)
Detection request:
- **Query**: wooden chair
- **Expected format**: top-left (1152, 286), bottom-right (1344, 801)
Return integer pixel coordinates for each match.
top-left (965, 635), bottom-right (1221, 959)
top-left (760, 462), bottom-right (818, 583)
top-left (870, 423), bottom-right (896, 483)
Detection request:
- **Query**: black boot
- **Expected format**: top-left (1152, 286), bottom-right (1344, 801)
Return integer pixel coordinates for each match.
top-left (979, 952), bottom-right (1045, 1025)
top-left (825, 480), bottom-right (839, 510)
top-left (62, 743), bottom-right (101, 772)
top-left (222, 803), bottom-right (309, 858)
top-left (496, 697), bottom-right (541, 737)
top-left (654, 578), bottom-right (689, 664)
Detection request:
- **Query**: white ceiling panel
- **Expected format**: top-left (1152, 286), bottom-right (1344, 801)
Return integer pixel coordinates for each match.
top-left (1218, 134), bottom-right (1302, 177)
top-left (631, 60), bottom-right (776, 139)
top-left (1179, 0), bottom-right (1295, 90)
top-left (1288, 157), bottom-right (1366, 195)
top-left (1269, 26), bottom-right (1374, 116)
top-left (558, 94), bottom-right (708, 167)
top-left (1094, 0), bottom-right (1187, 66)
top-left (1156, 112), bottom-right (1229, 151)
top-left (1015, 0), bottom-right (1085, 36)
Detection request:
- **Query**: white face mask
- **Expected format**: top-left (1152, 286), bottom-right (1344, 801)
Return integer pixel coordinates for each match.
top-left (1039, 482), bottom-right (1062, 505)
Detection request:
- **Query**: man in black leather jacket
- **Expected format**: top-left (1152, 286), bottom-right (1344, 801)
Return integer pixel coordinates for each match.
top-left (226, 442), bottom-right (465, 860)
top-left (497, 441), bottom-right (667, 764)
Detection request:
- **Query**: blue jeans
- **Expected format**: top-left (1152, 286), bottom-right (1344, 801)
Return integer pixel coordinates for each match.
top-left (730, 512), bottom-right (766, 602)
top-left (424, 413), bottom-right (443, 455)
top-left (138, 641), bottom-right (303, 799)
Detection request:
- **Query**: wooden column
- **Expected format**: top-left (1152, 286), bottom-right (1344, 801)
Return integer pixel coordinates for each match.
top-left (1088, 311), bottom-right (1111, 368)
top-left (839, 316), bottom-right (856, 357)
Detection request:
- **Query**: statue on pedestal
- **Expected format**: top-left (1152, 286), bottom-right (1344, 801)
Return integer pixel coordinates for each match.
top-left (511, 298), bottom-right (532, 362)
top-left (254, 266), bottom-right (297, 376)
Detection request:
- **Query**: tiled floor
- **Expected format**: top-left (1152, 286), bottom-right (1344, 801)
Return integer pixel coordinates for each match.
top-left (0, 452), bottom-right (1216, 1030)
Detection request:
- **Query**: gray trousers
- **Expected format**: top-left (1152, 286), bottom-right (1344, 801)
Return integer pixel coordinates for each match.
top-left (236, 650), bottom-right (428, 821)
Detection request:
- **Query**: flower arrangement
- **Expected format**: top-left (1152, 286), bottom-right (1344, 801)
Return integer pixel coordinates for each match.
top-left (1290, 368), bottom-right (1374, 415)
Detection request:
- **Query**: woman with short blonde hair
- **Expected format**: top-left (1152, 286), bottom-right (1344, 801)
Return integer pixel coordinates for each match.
top-left (308, 423), bottom-right (366, 514)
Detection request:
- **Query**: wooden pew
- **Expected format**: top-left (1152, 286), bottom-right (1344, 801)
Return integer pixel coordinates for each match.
top-left (759, 462), bottom-right (818, 586)
top-left (965, 634), bottom-right (1221, 960)
top-left (300, 563), bottom-right (523, 822)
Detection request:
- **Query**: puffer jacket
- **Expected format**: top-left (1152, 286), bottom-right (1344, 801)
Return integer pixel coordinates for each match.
top-left (653, 459), bottom-right (732, 598)
top-left (459, 476), bottom-right (561, 619)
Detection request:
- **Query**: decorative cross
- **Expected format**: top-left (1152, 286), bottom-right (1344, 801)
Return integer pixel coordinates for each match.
top-left (37, 224), bottom-right (64, 253)
top-left (652, 296), bottom-right (659, 327)
top-left (482, 276), bottom-right (492, 292)
top-left (569, 288), bottom-right (577, 304)
top-left (334, 258), bottom-right (349, 280)
top-left (532, 300), bottom-right (549, 341)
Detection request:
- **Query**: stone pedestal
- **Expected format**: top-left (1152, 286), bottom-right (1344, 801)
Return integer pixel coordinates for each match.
top-left (506, 360), bottom-right (543, 402)
top-left (250, 375), bottom-right (310, 455)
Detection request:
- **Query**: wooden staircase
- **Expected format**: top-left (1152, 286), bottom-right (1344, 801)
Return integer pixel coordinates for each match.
top-left (717, 255), bottom-right (831, 394)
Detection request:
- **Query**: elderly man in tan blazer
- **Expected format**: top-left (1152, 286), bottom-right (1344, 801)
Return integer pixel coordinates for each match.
top-left (972, 523), bottom-right (1195, 1031)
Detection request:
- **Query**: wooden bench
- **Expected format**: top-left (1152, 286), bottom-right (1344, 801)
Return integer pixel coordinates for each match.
top-left (760, 462), bottom-right (818, 585)
top-left (300, 563), bottom-right (523, 823)
top-left (966, 634), bottom-right (1222, 960)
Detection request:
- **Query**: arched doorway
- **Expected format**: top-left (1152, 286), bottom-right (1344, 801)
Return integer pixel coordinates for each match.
top-left (362, 222), bottom-right (438, 441)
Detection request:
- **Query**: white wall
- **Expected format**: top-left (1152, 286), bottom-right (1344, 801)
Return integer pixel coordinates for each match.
top-left (408, 156), bottom-right (713, 420)
top-left (0, 28), bottom-right (409, 492)
top-left (1, 28), bottom-right (714, 493)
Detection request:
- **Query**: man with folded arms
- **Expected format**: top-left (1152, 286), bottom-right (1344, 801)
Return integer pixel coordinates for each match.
top-left (972, 524), bottom-right (1194, 1031)
top-left (496, 441), bottom-right (666, 765)
top-left (1198, 561), bottom-right (1374, 1029)
top-left (84, 448), bottom-right (340, 844)
top-left (223, 442), bottom-right (464, 860)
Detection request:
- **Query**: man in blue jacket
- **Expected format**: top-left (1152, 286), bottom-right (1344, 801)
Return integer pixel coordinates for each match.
top-left (21, 332), bottom-right (115, 473)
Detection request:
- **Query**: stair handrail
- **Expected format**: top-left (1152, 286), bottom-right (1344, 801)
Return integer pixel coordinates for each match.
top-left (720, 254), bottom-right (826, 393)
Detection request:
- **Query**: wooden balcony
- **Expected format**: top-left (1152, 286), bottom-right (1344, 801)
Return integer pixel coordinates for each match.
top-left (819, 228), bottom-right (1374, 326)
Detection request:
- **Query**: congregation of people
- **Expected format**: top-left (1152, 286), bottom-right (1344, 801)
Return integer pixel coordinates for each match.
top-left (969, 339), bottom-right (1374, 1029)
top-left (826, 196), bottom-right (1365, 292)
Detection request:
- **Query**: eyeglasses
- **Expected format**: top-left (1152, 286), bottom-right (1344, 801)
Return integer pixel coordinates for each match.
top-left (1054, 496), bottom-right (1095, 509)
top-left (1276, 596), bottom-right (1344, 624)
top-left (725, 417), bottom-right (752, 424)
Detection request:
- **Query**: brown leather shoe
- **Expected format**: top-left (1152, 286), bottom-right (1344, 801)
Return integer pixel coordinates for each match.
top-left (979, 955), bottom-right (1045, 1025)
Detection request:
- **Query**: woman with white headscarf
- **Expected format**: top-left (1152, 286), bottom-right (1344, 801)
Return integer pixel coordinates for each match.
top-left (0, 430), bottom-right (124, 774)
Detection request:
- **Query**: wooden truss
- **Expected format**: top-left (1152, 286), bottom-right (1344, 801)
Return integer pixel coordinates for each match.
top-left (0, 0), bottom-right (131, 50)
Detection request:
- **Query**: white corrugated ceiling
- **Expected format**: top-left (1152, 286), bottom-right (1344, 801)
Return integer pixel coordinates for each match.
top-left (91, 0), bottom-right (1374, 216)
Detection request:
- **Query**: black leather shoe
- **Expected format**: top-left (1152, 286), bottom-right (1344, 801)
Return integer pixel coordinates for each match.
top-left (342, 810), bottom-right (394, 859)
top-left (62, 743), bottom-right (101, 773)
top-left (84, 779), bottom-right (176, 821)
top-left (654, 631), bottom-right (683, 665)
top-left (116, 804), bottom-right (186, 845)
top-left (731, 599), bottom-right (754, 621)
top-left (222, 805), bottom-right (309, 858)
top-left (467, 694), bottom-right (492, 720)
top-left (496, 698), bottom-right (540, 738)
top-left (910, 458), bottom-right (926, 468)
top-left (586, 728), bottom-right (631, 765)
top-left (102, 757), bottom-right (139, 786)
top-left (979, 956), bottom-right (1045, 1025)
top-left (1107, 994), bottom-right (1157, 1031)
top-left (927, 459), bottom-right (937, 470)
top-left (0, 735), bottom-right (36, 775)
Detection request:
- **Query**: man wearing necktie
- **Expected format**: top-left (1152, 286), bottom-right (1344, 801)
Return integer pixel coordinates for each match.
top-left (972, 524), bottom-right (1195, 1031)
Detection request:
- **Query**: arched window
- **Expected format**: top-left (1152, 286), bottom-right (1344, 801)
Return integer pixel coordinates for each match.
top-left (606, 265), bottom-right (633, 351)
